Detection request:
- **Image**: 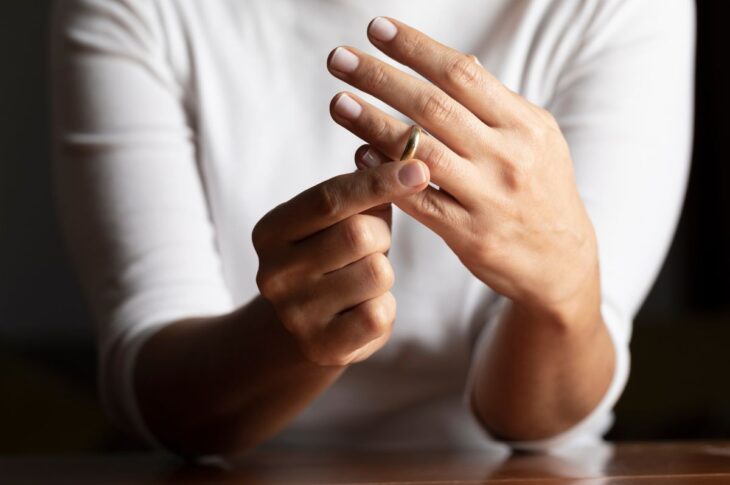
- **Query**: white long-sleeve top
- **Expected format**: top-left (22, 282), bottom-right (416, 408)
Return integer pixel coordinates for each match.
top-left (51, 0), bottom-right (694, 451)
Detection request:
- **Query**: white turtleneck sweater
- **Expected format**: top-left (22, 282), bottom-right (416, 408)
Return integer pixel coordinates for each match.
top-left (51, 0), bottom-right (694, 451)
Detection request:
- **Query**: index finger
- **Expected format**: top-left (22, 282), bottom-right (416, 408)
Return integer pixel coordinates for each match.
top-left (261, 159), bottom-right (430, 243)
top-left (366, 17), bottom-right (529, 127)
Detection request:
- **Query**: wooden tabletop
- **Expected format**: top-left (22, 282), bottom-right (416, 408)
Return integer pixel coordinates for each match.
top-left (2, 441), bottom-right (730, 484)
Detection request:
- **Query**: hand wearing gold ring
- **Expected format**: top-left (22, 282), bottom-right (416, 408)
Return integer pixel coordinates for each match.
top-left (328, 17), bottom-right (600, 325)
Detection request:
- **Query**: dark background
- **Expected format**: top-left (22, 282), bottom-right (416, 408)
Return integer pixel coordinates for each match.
top-left (1, 1), bottom-right (728, 453)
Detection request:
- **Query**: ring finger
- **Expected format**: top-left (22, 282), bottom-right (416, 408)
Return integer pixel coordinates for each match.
top-left (330, 91), bottom-right (479, 207)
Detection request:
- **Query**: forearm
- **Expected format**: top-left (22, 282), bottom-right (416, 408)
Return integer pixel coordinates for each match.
top-left (133, 158), bottom-right (418, 457)
top-left (135, 295), bottom-right (345, 457)
top-left (470, 263), bottom-right (616, 442)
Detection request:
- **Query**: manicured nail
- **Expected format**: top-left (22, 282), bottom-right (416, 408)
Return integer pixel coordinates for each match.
top-left (369, 17), bottom-right (397, 42)
top-left (398, 162), bottom-right (427, 187)
top-left (333, 94), bottom-right (362, 120)
top-left (361, 148), bottom-right (384, 168)
top-left (330, 47), bottom-right (359, 73)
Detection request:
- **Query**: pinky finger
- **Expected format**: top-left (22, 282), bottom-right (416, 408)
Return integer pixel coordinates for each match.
top-left (324, 291), bottom-right (396, 364)
top-left (396, 181), bottom-right (468, 239)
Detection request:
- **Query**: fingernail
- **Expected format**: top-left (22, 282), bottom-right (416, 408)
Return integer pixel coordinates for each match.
top-left (471, 55), bottom-right (483, 66)
top-left (398, 162), bottom-right (427, 187)
top-left (333, 94), bottom-right (362, 120)
top-left (361, 148), bottom-right (384, 168)
top-left (369, 17), bottom-right (397, 42)
top-left (330, 47), bottom-right (359, 73)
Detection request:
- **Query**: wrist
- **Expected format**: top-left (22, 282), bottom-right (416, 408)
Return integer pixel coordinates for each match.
top-left (512, 257), bottom-right (602, 334)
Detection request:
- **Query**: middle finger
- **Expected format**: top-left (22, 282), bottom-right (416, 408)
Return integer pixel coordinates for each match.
top-left (327, 46), bottom-right (490, 158)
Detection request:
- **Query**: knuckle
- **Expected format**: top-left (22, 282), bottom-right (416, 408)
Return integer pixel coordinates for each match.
top-left (379, 225), bottom-right (393, 251)
top-left (362, 64), bottom-right (389, 91)
top-left (400, 33), bottom-right (423, 60)
top-left (251, 220), bottom-right (266, 251)
top-left (417, 191), bottom-right (448, 221)
top-left (314, 182), bottom-right (343, 219)
top-left (491, 140), bottom-right (515, 167)
top-left (539, 107), bottom-right (558, 127)
top-left (343, 216), bottom-right (373, 254)
top-left (445, 54), bottom-right (481, 88)
top-left (382, 291), bottom-right (397, 317)
top-left (364, 253), bottom-right (394, 290)
top-left (278, 303), bottom-right (307, 334)
top-left (251, 208), bottom-right (278, 251)
top-left (524, 121), bottom-right (550, 144)
top-left (365, 171), bottom-right (391, 200)
top-left (420, 142), bottom-right (451, 174)
top-left (256, 267), bottom-right (286, 301)
top-left (365, 113), bottom-right (391, 141)
top-left (501, 162), bottom-right (530, 192)
top-left (359, 301), bottom-right (391, 336)
top-left (419, 91), bottom-right (456, 124)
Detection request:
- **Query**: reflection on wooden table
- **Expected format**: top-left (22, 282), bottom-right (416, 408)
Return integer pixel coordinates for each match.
top-left (1, 441), bottom-right (730, 484)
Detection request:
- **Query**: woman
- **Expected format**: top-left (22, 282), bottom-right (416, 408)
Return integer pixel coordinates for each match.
top-left (51, 0), bottom-right (694, 456)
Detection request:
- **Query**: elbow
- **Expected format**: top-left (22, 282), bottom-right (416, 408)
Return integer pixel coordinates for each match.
top-left (469, 391), bottom-right (581, 451)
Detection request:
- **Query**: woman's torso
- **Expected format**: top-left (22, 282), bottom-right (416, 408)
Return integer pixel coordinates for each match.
top-left (150, 0), bottom-right (597, 449)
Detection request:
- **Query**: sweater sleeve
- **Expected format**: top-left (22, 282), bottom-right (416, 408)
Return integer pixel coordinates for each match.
top-left (465, 0), bottom-right (695, 450)
top-left (51, 0), bottom-right (234, 446)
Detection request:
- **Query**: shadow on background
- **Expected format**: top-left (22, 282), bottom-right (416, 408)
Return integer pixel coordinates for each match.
top-left (0, 1), bottom-right (728, 453)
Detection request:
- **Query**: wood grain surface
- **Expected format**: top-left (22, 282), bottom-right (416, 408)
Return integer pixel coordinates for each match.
top-left (1, 441), bottom-right (730, 484)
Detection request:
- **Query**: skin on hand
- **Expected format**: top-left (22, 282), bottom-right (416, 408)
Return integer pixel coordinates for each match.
top-left (327, 17), bottom-right (616, 442)
top-left (327, 17), bottom-right (600, 326)
top-left (253, 157), bottom-right (430, 366)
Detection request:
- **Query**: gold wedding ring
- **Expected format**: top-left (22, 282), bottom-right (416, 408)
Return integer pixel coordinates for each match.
top-left (400, 125), bottom-right (422, 161)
